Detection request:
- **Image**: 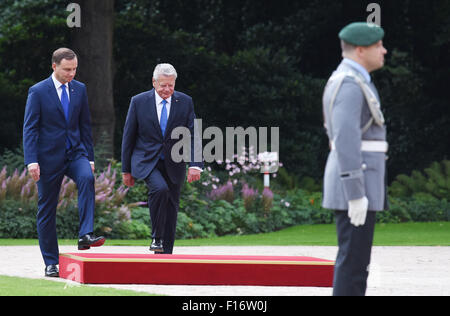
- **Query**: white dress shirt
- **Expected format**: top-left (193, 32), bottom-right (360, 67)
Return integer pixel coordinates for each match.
top-left (154, 91), bottom-right (171, 123)
top-left (51, 73), bottom-right (71, 101)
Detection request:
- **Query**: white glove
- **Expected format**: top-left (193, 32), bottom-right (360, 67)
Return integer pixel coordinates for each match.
top-left (348, 196), bottom-right (369, 227)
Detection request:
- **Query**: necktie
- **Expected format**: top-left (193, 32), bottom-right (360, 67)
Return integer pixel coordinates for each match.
top-left (60, 84), bottom-right (70, 121)
top-left (160, 99), bottom-right (168, 136)
top-left (160, 100), bottom-right (168, 160)
top-left (60, 84), bottom-right (71, 149)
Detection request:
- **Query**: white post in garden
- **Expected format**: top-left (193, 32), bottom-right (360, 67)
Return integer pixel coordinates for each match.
top-left (258, 152), bottom-right (278, 188)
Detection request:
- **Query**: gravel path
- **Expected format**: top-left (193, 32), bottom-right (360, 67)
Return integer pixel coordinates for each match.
top-left (0, 245), bottom-right (449, 296)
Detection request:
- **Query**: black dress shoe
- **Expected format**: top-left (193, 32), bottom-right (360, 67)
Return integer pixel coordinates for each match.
top-left (45, 264), bottom-right (59, 277)
top-left (78, 233), bottom-right (106, 250)
top-left (149, 238), bottom-right (164, 253)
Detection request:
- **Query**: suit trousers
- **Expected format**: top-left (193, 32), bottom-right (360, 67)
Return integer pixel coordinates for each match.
top-left (37, 156), bottom-right (95, 266)
top-left (333, 210), bottom-right (377, 296)
top-left (144, 159), bottom-right (182, 254)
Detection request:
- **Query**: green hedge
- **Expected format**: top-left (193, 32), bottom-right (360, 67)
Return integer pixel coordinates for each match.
top-left (0, 199), bottom-right (78, 238)
top-left (1, 157), bottom-right (449, 240)
top-left (2, 192), bottom-right (449, 240)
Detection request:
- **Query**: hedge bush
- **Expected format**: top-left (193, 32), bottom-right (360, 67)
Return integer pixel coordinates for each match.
top-left (0, 164), bottom-right (137, 239)
top-left (1, 154), bottom-right (449, 240)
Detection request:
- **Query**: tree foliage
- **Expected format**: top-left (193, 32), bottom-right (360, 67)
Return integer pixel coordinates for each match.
top-left (390, 160), bottom-right (450, 200)
top-left (0, 0), bottom-right (449, 182)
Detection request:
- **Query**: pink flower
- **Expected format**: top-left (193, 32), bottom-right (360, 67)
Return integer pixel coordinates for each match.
top-left (241, 183), bottom-right (257, 211)
top-left (262, 187), bottom-right (273, 213)
top-left (208, 181), bottom-right (234, 203)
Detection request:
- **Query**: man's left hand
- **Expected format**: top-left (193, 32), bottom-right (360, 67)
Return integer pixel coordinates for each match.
top-left (187, 168), bottom-right (201, 183)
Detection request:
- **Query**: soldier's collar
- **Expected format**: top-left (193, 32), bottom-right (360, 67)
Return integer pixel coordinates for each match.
top-left (342, 58), bottom-right (371, 83)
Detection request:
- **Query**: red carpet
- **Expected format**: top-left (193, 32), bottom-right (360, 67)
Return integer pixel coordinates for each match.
top-left (59, 253), bottom-right (334, 287)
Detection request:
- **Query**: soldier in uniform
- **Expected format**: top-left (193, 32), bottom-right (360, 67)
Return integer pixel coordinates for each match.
top-left (322, 22), bottom-right (388, 296)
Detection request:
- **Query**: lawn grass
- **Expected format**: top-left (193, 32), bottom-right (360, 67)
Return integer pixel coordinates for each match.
top-left (0, 275), bottom-right (155, 296)
top-left (1, 222), bottom-right (449, 247)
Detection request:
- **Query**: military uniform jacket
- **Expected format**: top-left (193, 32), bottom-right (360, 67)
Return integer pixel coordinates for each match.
top-left (322, 60), bottom-right (388, 211)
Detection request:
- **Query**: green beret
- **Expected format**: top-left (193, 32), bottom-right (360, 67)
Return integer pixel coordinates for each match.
top-left (339, 22), bottom-right (384, 46)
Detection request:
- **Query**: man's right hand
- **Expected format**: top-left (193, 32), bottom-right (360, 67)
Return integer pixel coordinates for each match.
top-left (348, 196), bottom-right (369, 227)
top-left (28, 163), bottom-right (40, 182)
top-left (122, 173), bottom-right (135, 187)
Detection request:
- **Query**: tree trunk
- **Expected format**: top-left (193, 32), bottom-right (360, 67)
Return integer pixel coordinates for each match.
top-left (71, 0), bottom-right (115, 164)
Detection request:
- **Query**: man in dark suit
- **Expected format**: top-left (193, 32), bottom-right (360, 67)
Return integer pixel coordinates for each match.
top-left (121, 63), bottom-right (203, 254)
top-left (23, 48), bottom-right (105, 277)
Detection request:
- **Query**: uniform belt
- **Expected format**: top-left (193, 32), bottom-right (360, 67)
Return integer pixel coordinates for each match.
top-left (331, 140), bottom-right (388, 153)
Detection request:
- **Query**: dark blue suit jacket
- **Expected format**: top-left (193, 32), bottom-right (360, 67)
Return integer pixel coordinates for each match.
top-left (121, 89), bottom-right (203, 185)
top-left (23, 76), bottom-right (94, 175)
